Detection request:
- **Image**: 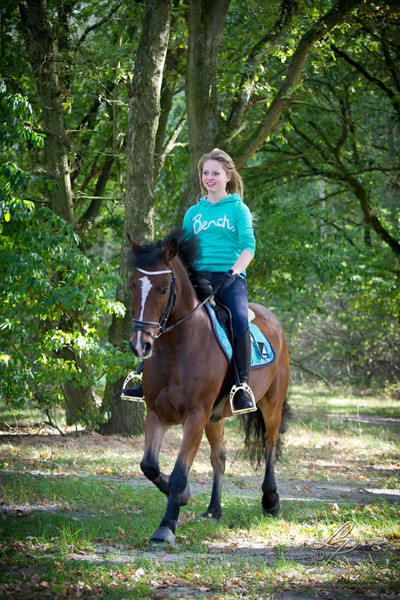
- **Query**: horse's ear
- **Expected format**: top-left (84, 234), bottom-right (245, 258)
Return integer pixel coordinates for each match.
top-left (165, 237), bottom-right (178, 262)
top-left (127, 233), bottom-right (138, 250)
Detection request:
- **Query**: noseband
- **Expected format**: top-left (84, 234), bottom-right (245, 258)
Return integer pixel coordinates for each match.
top-left (131, 267), bottom-right (176, 339)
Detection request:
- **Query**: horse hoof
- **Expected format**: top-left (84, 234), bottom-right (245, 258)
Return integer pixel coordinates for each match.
top-left (150, 526), bottom-right (176, 545)
top-left (262, 499), bottom-right (281, 517)
top-left (202, 510), bottom-right (221, 520)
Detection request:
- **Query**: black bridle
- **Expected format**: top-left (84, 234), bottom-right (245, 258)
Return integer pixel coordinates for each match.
top-left (131, 267), bottom-right (176, 339)
top-left (131, 266), bottom-right (215, 339)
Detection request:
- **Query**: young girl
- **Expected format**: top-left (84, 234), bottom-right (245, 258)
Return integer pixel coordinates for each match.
top-left (182, 148), bottom-right (256, 414)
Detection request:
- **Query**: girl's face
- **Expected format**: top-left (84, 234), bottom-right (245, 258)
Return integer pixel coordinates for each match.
top-left (201, 159), bottom-right (231, 198)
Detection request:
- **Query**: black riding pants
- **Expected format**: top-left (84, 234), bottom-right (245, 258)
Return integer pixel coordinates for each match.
top-left (207, 272), bottom-right (249, 338)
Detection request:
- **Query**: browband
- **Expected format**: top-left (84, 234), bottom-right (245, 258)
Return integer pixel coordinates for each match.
top-left (136, 268), bottom-right (173, 276)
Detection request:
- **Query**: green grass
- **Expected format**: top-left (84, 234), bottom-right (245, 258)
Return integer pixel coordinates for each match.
top-left (289, 384), bottom-right (400, 417)
top-left (1, 492), bottom-right (399, 599)
top-left (1, 385), bottom-right (400, 599)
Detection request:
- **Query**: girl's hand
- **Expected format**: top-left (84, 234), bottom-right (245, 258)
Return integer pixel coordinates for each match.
top-left (212, 270), bottom-right (238, 292)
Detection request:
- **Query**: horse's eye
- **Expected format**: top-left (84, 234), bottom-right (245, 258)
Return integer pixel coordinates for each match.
top-left (161, 287), bottom-right (169, 296)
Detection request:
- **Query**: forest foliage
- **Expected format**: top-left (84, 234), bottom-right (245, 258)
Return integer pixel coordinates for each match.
top-left (0, 0), bottom-right (399, 429)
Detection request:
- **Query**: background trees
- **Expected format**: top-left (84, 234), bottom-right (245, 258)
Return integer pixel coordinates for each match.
top-left (1, 0), bottom-right (399, 431)
top-left (245, 2), bottom-right (399, 388)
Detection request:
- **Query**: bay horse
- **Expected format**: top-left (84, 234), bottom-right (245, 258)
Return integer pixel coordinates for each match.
top-left (127, 230), bottom-right (290, 544)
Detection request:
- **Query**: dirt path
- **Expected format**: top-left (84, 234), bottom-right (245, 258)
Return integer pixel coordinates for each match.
top-left (1, 413), bottom-right (399, 599)
top-left (3, 470), bottom-right (398, 513)
top-left (296, 410), bottom-right (400, 427)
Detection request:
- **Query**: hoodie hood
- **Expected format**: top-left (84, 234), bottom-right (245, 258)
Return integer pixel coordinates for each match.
top-left (199, 193), bottom-right (242, 206)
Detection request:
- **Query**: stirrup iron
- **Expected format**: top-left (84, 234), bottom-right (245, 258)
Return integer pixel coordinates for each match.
top-left (120, 371), bottom-right (144, 402)
top-left (229, 383), bottom-right (257, 415)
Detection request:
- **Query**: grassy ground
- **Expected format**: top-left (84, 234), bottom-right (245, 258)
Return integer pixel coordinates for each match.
top-left (0, 385), bottom-right (399, 599)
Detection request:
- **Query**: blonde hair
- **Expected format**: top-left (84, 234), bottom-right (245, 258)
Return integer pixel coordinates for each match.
top-left (198, 148), bottom-right (244, 199)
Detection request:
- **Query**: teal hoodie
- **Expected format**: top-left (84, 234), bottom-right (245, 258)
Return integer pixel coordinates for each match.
top-left (182, 193), bottom-right (256, 273)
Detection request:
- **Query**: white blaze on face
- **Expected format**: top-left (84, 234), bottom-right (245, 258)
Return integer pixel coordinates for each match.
top-left (135, 275), bottom-right (152, 353)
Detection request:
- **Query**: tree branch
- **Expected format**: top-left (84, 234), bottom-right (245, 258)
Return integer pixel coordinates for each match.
top-left (339, 169), bottom-right (400, 257)
top-left (78, 153), bottom-right (114, 225)
top-left (290, 358), bottom-right (333, 387)
top-left (74, 3), bottom-right (122, 54)
top-left (331, 43), bottom-right (400, 117)
top-left (236, 0), bottom-right (361, 167)
top-left (225, 0), bottom-right (297, 139)
top-left (155, 115), bottom-right (186, 179)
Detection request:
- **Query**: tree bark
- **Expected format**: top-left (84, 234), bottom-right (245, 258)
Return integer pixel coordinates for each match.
top-left (101, 0), bottom-right (172, 435)
top-left (18, 0), bottom-right (74, 223)
top-left (179, 0), bottom-right (231, 213)
top-left (18, 0), bottom-right (96, 425)
top-left (179, 0), bottom-right (360, 216)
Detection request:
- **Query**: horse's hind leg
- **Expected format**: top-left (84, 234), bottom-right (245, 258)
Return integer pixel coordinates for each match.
top-left (257, 381), bottom-right (288, 516)
top-left (257, 402), bottom-right (281, 515)
top-left (204, 420), bottom-right (226, 519)
top-left (140, 410), bottom-right (190, 505)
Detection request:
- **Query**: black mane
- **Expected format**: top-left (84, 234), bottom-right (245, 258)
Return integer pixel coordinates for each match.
top-left (129, 228), bottom-right (197, 270)
top-left (129, 229), bottom-right (211, 299)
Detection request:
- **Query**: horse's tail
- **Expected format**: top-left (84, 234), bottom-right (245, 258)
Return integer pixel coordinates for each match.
top-left (239, 396), bottom-right (291, 467)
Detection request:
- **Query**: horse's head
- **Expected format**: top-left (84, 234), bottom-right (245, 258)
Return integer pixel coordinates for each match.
top-left (127, 234), bottom-right (178, 358)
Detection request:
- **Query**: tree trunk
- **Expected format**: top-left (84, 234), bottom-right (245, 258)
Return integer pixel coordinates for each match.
top-left (18, 0), bottom-right (74, 223)
top-left (101, 0), bottom-right (172, 435)
top-left (18, 0), bottom-right (95, 424)
top-left (179, 0), bottom-right (231, 214)
top-left (179, 0), bottom-right (360, 217)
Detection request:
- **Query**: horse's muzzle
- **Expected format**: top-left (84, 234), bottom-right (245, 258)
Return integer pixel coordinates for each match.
top-left (129, 337), bottom-right (153, 359)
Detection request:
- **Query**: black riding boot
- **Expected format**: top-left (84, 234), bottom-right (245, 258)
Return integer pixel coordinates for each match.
top-left (121, 384), bottom-right (143, 398)
top-left (231, 329), bottom-right (256, 414)
top-left (121, 363), bottom-right (144, 400)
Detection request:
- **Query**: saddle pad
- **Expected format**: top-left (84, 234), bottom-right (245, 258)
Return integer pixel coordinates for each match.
top-left (205, 304), bottom-right (276, 369)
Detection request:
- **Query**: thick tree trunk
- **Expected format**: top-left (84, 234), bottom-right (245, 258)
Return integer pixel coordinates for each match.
top-left (179, 0), bottom-right (231, 214)
top-left (101, 0), bottom-right (172, 435)
top-left (18, 0), bottom-right (74, 223)
top-left (18, 0), bottom-right (95, 424)
top-left (180, 0), bottom-right (360, 216)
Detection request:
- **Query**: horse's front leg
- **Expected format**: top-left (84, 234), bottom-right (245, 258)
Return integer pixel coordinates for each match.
top-left (140, 410), bottom-right (172, 497)
top-left (150, 412), bottom-right (206, 545)
top-left (140, 409), bottom-right (191, 506)
top-left (203, 420), bottom-right (226, 519)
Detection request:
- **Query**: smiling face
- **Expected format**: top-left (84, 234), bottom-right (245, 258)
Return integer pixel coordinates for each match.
top-left (201, 159), bottom-right (231, 201)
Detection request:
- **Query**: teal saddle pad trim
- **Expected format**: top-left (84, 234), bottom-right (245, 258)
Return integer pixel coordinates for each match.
top-left (205, 304), bottom-right (276, 368)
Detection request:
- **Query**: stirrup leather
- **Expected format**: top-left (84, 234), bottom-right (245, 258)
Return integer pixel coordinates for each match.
top-left (229, 383), bottom-right (257, 414)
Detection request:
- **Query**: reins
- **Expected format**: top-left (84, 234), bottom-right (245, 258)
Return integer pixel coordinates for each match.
top-left (159, 290), bottom-right (214, 337)
top-left (132, 266), bottom-right (214, 339)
